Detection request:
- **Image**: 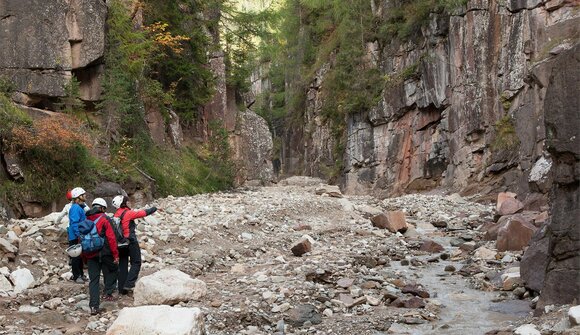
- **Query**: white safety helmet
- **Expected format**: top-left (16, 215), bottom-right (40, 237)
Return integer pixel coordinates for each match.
top-left (92, 198), bottom-right (107, 208)
top-left (71, 187), bottom-right (86, 199)
top-left (112, 195), bottom-right (125, 209)
top-left (66, 244), bottom-right (82, 257)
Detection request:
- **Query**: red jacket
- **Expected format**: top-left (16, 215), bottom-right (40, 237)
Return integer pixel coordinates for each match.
top-left (114, 207), bottom-right (147, 239)
top-left (85, 212), bottom-right (119, 261)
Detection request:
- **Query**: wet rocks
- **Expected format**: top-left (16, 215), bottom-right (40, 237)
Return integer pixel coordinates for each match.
top-left (419, 240), bottom-right (444, 253)
top-left (106, 306), bottom-right (205, 335)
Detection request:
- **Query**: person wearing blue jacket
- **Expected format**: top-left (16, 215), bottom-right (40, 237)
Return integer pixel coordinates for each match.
top-left (68, 187), bottom-right (88, 284)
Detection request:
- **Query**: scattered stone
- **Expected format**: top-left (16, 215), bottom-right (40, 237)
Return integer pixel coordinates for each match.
top-left (514, 324), bottom-right (540, 335)
top-left (336, 278), bottom-right (354, 288)
top-left (419, 240), bottom-right (444, 253)
top-left (474, 247), bottom-right (497, 260)
top-left (285, 304), bottom-right (322, 327)
top-left (290, 235), bottom-right (312, 256)
top-left (513, 287), bottom-right (526, 299)
top-left (18, 305), bottom-right (40, 314)
top-left (501, 269), bottom-right (522, 291)
top-left (401, 284), bottom-right (430, 298)
top-left (370, 211), bottom-right (408, 233)
top-left (106, 306), bottom-right (205, 335)
top-left (444, 265), bottom-right (456, 272)
top-left (315, 185), bottom-right (342, 198)
top-left (43, 297), bottom-right (63, 310)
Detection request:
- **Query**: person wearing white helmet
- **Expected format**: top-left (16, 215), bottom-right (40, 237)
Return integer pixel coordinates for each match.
top-left (56, 189), bottom-right (90, 225)
top-left (67, 187), bottom-right (88, 284)
top-left (84, 198), bottom-right (120, 315)
top-left (112, 195), bottom-right (158, 294)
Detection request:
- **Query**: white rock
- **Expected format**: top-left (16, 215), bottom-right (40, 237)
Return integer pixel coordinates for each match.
top-left (241, 232), bottom-right (253, 240)
top-left (0, 238), bottom-right (17, 253)
top-left (323, 308), bottom-right (333, 317)
top-left (529, 156), bottom-right (552, 182)
top-left (134, 269), bottom-right (206, 306)
top-left (106, 305), bottom-right (204, 335)
top-left (18, 305), bottom-right (40, 313)
top-left (569, 305), bottom-right (580, 326)
top-left (338, 199), bottom-right (354, 212)
top-left (474, 247), bottom-right (497, 260)
top-left (143, 215), bottom-right (160, 225)
top-left (0, 275), bottom-right (12, 292)
top-left (501, 272), bottom-right (522, 291)
top-left (10, 268), bottom-right (34, 293)
top-left (355, 205), bottom-right (383, 216)
top-left (514, 324), bottom-right (540, 335)
top-left (43, 297), bottom-right (63, 310)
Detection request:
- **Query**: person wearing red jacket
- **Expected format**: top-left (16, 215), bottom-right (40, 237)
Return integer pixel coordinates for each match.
top-left (112, 195), bottom-right (157, 294)
top-left (85, 198), bottom-right (119, 315)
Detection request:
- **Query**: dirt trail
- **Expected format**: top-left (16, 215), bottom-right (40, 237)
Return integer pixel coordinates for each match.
top-left (0, 177), bottom-right (546, 334)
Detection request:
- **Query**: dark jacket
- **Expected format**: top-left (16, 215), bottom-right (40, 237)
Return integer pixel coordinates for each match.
top-left (84, 208), bottom-right (119, 261)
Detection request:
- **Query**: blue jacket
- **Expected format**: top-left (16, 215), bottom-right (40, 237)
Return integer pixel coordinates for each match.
top-left (67, 203), bottom-right (86, 241)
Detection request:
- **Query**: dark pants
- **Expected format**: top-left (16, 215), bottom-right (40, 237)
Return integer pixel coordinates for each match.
top-left (118, 240), bottom-right (141, 292)
top-left (68, 239), bottom-right (84, 279)
top-left (87, 255), bottom-right (118, 308)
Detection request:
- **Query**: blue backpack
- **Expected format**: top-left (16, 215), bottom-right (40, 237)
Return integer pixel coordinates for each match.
top-left (78, 216), bottom-right (104, 253)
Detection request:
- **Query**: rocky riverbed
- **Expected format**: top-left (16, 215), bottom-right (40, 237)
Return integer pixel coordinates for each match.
top-left (0, 176), bottom-right (578, 334)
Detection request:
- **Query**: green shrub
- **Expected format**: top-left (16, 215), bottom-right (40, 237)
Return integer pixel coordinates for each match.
top-left (492, 115), bottom-right (520, 151)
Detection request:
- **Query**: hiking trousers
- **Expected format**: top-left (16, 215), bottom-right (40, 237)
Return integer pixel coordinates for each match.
top-left (118, 239), bottom-right (141, 292)
top-left (87, 255), bottom-right (118, 308)
top-left (68, 239), bottom-right (84, 280)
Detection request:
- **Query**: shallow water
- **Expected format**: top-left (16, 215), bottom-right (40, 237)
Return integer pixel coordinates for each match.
top-left (390, 236), bottom-right (531, 334)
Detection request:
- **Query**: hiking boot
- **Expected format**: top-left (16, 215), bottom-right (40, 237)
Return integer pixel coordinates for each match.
top-left (81, 275), bottom-right (89, 281)
top-left (90, 307), bottom-right (101, 315)
top-left (103, 294), bottom-right (117, 302)
top-left (123, 285), bottom-right (135, 292)
top-left (74, 277), bottom-right (84, 284)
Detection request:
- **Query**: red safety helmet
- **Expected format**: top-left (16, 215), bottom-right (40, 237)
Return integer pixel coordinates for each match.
top-left (66, 189), bottom-right (72, 201)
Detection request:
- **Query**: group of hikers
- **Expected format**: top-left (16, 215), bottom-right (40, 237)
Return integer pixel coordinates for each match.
top-left (58, 187), bottom-right (158, 315)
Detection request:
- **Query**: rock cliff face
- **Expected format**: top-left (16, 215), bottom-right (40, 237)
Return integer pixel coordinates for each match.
top-left (537, 43), bottom-right (579, 309)
top-left (0, 0), bottom-right (107, 103)
top-left (278, 0), bottom-right (579, 200)
top-left (0, 0), bottom-right (274, 192)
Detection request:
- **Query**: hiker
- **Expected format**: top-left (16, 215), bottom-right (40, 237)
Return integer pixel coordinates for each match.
top-left (84, 198), bottom-right (119, 315)
top-left (112, 195), bottom-right (158, 294)
top-left (56, 189), bottom-right (88, 225)
top-left (68, 187), bottom-right (89, 283)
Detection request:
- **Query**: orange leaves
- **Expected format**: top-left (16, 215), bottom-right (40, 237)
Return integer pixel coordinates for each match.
top-left (145, 22), bottom-right (190, 54)
top-left (9, 115), bottom-right (91, 154)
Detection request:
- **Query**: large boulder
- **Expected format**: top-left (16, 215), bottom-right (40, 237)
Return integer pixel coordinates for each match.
top-left (520, 225), bottom-right (549, 292)
top-left (133, 269), bottom-right (207, 306)
top-left (106, 305), bottom-right (205, 335)
top-left (496, 215), bottom-right (537, 251)
top-left (10, 268), bottom-right (34, 293)
top-left (231, 109), bottom-right (274, 184)
top-left (370, 211), bottom-right (408, 233)
top-left (539, 43), bottom-right (580, 309)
